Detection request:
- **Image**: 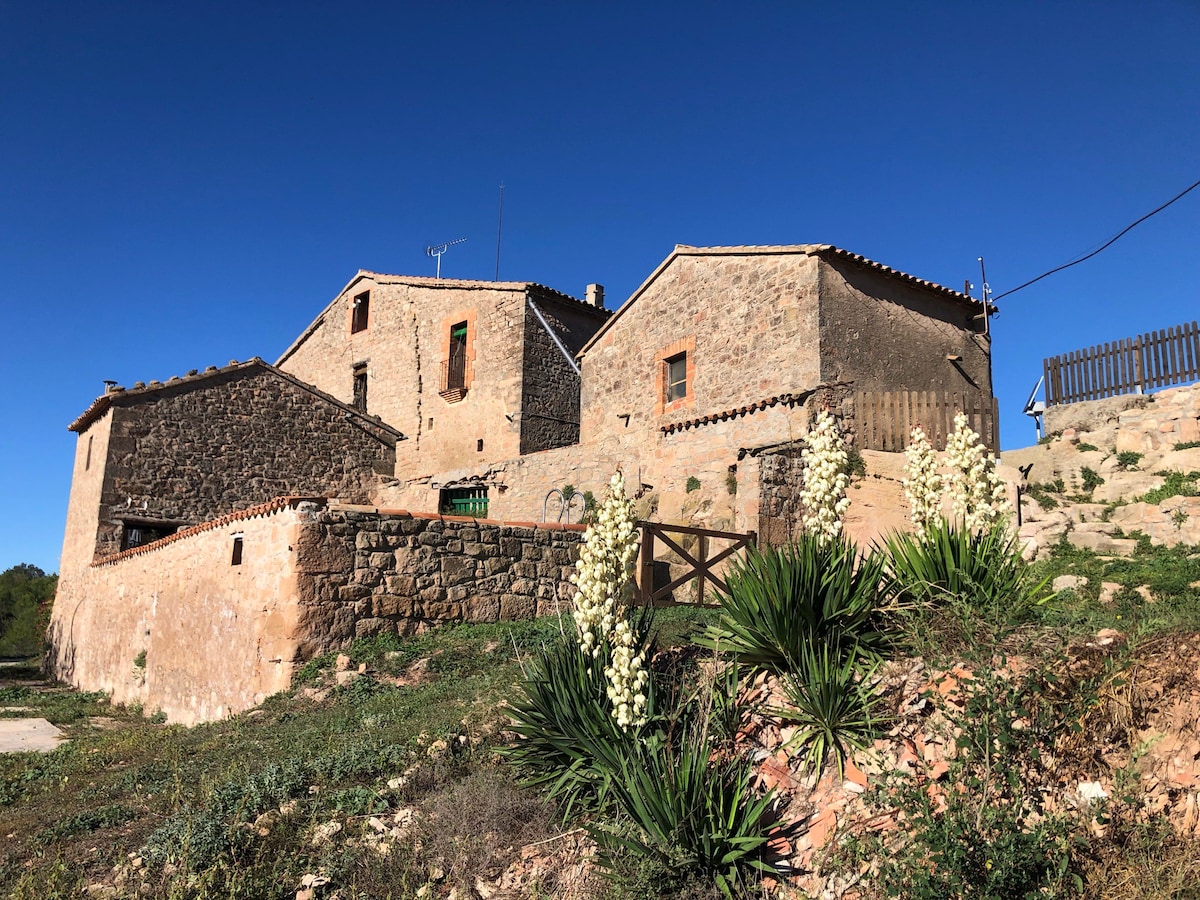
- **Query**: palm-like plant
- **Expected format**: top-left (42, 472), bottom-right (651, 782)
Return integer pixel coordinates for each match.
top-left (503, 613), bottom-right (657, 819)
top-left (590, 732), bottom-right (787, 898)
top-left (882, 519), bottom-right (1052, 618)
top-left (699, 533), bottom-right (892, 674)
top-left (778, 641), bottom-right (880, 779)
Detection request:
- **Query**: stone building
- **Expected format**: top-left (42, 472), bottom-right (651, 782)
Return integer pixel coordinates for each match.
top-left (576, 245), bottom-right (991, 541)
top-left (50, 243), bottom-right (992, 722)
top-left (275, 271), bottom-right (609, 516)
top-left (59, 359), bottom-right (400, 571)
top-left (380, 245), bottom-right (992, 544)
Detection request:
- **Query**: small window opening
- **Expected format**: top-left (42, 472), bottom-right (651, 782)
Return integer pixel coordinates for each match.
top-left (120, 521), bottom-right (173, 551)
top-left (440, 485), bottom-right (488, 517)
top-left (427, 417), bottom-right (434, 430)
top-left (477, 438), bottom-right (484, 452)
top-left (666, 352), bottom-right (688, 402)
top-left (352, 364), bottom-right (368, 412)
top-left (231, 534), bottom-right (244, 566)
top-left (351, 291), bottom-right (370, 333)
top-left (85, 436), bottom-right (93, 471)
top-left (446, 322), bottom-right (468, 390)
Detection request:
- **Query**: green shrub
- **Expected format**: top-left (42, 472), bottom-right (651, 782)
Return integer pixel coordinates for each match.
top-left (504, 619), bottom-right (656, 818)
top-left (883, 521), bottom-right (1051, 618)
top-left (1116, 450), bottom-right (1143, 470)
top-left (698, 534), bottom-right (891, 674)
top-left (778, 641), bottom-right (880, 778)
top-left (686, 476), bottom-right (702, 493)
top-left (1139, 471), bottom-right (1200, 504)
top-left (1077, 442), bottom-right (1099, 452)
top-left (862, 664), bottom-right (1084, 898)
top-left (1080, 466), bottom-right (1104, 493)
top-left (1172, 440), bottom-right (1200, 450)
top-left (846, 447), bottom-right (867, 477)
top-left (590, 734), bottom-right (785, 899)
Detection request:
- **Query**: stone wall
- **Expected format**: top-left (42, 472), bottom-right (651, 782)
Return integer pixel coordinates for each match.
top-left (277, 274), bottom-right (608, 481)
top-left (293, 504), bottom-right (585, 657)
top-left (50, 496), bottom-right (587, 724)
top-left (81, 364), bottom-right (396, 561)
top-left (757, 445), bottom-right (806, 546)
top-left (519, 295), bottom-right (605, 454)
top-left (818, 256), bottom-right (992, 396)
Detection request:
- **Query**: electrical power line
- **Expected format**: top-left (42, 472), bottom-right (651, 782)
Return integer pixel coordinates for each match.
top-left (992, 177), bottom-right (1200, 302)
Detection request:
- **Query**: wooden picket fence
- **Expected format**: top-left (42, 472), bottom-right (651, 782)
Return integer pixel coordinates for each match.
top-left (1044, 321), bottom-right (1200, 406)
top-left (854, 390), bottom-right (999, 453)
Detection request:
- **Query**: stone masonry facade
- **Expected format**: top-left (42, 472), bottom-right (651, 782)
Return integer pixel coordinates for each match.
top-left (275, 273), bottom-right (609, 482)
top-left (48, 498), bottom-right (583, 723)
top-left (54, 243), bottom-right (994, 722)
top-left (293, 505), bottom-right (584, 658)
top-left (64, 361), bottom-right (398, 563)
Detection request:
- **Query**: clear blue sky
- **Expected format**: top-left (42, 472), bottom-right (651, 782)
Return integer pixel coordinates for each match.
top-left (3, 2), bottom-right (1197, 574)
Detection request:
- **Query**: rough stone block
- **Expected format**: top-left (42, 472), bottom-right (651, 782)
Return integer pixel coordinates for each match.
top-left (355, 531), bottom-right (386, 550)
top-left (338, 584), bottom-right (371, 602)
top-left (384, 575), bottom-right (418, 595)
top-left (466, 596), bottom-right (499, 622)
top-left (423, 601), bottom-right (462, 620)
top-left (1067, 532), bottom-right (1137, 555)
top-left (294, 528), bottom-right (353, 574)
top-left (441, 557), bottom-right (477, 585)
top-left (1158, 448), bottom-right (1200, 474)
top-left (373, 594), bottom-right (415, 617)
top-left (499, 594), bottom-right (536, 620)
top-left (483, 557), bottom-right (511, 576)
top-left (354, 618), bottom-right (394, 639)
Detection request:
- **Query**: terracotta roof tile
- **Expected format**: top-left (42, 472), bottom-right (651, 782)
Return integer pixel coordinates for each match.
top-left (94, 496), bottom-right (587, 567)
top-left (92, 496), bottom-right (327, 566)
top-left (660, 392), bottom-right (809, 434)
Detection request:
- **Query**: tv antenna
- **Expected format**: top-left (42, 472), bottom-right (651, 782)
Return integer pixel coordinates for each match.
top-left (426, 238), bottom-right (466, 279)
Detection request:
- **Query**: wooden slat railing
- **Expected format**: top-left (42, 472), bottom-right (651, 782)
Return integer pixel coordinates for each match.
top-left (854, 390), bottom-right (998, 453)
top-left (1044, 321), bottom-right (1200, 406)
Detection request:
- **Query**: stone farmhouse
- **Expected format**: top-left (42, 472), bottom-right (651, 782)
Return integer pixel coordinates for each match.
top-left (50, 244), bottom-right (992, 722)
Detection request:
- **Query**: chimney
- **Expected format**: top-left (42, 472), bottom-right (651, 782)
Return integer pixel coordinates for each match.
top-left (586, 283), bottom-right (605, 309)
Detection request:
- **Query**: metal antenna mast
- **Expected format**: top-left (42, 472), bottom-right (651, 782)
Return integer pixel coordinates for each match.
top-left (495, 183), bottom-right (505, 281)
top-left (426, 238), bottom-right (467, 279)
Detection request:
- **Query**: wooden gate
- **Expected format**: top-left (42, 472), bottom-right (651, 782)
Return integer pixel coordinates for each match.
top-left (634, 521), bottom-right (757, 608)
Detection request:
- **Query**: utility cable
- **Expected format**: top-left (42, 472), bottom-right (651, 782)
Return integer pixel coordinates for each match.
top-left (992, 177), bottom-right (1200, 302)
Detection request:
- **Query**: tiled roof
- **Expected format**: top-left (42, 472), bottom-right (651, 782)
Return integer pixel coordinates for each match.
top-left (68, 358), bottom-right (404, 438)
top-left (92, 496), bottom-right (586, 567)
top-left (660, 392), bottom-right (808, 434)
top-left (92, 496), bottom-right (324, 566)
top-left (275, 270), bottom-right (608, 367)
top-left (578, 244), bottom-right (984, 359)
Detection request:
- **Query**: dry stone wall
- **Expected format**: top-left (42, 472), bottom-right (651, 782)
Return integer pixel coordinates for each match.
top-left (90, 366), bottom-right (395, 560)
top-left (519, 295), bottom-right (606, 454)
top-left (293, 504), bottom-right (585, 658)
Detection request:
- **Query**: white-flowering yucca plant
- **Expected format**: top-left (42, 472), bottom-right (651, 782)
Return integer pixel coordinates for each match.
top-left (944, 412), bottom-right (1010, 533)
top-left (903, 424), bottom-right (943, 532)
top-left (569, 471), bottom-right (648, 730)
top-left (800, 409), bottom-right (851, 545)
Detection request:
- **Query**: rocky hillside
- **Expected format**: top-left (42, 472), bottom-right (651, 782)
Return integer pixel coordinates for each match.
top-left (1003, 384), bottom-right (1200, 559)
